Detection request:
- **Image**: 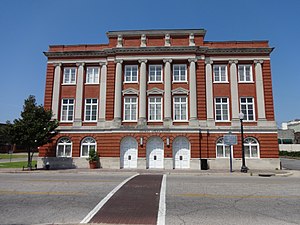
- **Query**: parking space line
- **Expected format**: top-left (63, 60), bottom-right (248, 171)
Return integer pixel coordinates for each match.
top-left (174, 193), bottom-right (300, 199)
top-left (0, 190), bottom-right (86, 196)
top-left (80, 173), bottom-right (139, 224)
top-left (157, 174), bottom-right (166, 225)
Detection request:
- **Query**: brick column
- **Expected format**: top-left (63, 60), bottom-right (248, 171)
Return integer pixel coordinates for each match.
top-left (254, 60), bottom-right (266, 123)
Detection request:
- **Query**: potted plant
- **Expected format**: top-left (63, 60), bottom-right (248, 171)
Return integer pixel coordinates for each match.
top-left (87, 148), bottom-right (99, 169)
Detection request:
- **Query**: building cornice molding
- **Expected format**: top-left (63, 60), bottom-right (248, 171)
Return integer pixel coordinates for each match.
top-left (172, 87), bottom-right (189, 95)
top-left (106, 29), bottom-right (207, 37)
top-left (206, 47), bottom-right (274, 55)
top-left (147, 87), bottom-right (164, 96)
top-left (122, 88), bottom-right (139, 96)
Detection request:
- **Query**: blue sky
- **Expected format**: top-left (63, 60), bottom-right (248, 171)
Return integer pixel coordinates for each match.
top-left (0, 0), bottom-right (299, 125)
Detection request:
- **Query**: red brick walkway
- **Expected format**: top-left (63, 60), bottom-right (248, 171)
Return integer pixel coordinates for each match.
top-left (90, 174), bottom-right (163, 224)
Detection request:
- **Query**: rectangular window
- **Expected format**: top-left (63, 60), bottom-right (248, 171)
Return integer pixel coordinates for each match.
top-left (63, 68), bottom-right (76, 84)
top-left (238, 65), bottom-right (253, 82)
top-left (173, 64), bottom-right (187, 82)
top-left (61, 99), bottom-right (74, 122)
top-left (124, 97), bottom-right (137, 121)
top-left (124, 65), bottom-right (138, 83)
top-left (173, 96), bottom-right (188, 121)
top-left (215, 98), bottom-right (229, 121)
top-left (213, 65), bottom-right (228, 82)
top-left (85, 98), bottom-right (98, 122)
top-left (240, 97), bottom-right (255, 121)
top-left (148, 97), bottom-right (162, 121)
top-left (86, 67), bottom-right (99, 84)
top-left (149, 65), bottom-right (162, 82)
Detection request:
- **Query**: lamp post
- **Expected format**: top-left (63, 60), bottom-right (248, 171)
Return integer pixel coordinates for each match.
top-left (239, 112), bottom-right (248, 173)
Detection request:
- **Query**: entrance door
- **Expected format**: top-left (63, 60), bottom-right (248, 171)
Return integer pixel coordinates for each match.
top-left (146, 137), bottom-right (164, 169)
top-left (173, 137), bottom-right (190, 169)
top-left (120, 137), bottom-right (138, 168)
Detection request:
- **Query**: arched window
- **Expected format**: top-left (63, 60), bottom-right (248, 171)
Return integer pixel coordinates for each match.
top-left (216, 137), bottom-right (232, 158)
top-left (244, 137), bottom-right (259, 158)
top-left (57, 138), bottom-right (72, 157)
top-left (81, 137), bottom-right (97, 157)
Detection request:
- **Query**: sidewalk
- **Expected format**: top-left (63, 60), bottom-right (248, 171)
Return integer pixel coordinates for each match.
top-left (0, 167), bottom-right (297, 177)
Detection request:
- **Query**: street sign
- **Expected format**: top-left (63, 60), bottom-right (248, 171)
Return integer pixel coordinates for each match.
top-left (223, 134), bottom-right (237, 146)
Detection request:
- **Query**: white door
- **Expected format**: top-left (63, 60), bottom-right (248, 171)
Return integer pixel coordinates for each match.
top-left (147, 137), bottom-right (164, 169)
top-left (120, 137), bottom-right (138, 168)
top-left (173, 137), bottom-right (190, 169)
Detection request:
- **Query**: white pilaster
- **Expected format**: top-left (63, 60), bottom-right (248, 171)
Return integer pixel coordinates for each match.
top-left (163, 59), bottom-right (172, 127)
top-left (113, 60), bottom-right (123, 126)
top-left (205, 59), bottom-right (215, 127)
top-left (73, 63), bottom-right (84, 127)
top-left (52, 63), bottom-right (61, 120)
top-left (188, 58), bottom-right (198, 126)
top-left (229, 59), bottom-right (239, 126)
top-left (138, 59), bottom-right (147, 126)
top-left (98, 62), bottom-right (107, 127)
top-left (254, 60), bottom-right (266, 123)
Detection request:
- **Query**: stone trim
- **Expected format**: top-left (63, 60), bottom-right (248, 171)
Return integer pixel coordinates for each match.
top-left (122, 88), bottom-right (139, 96)
top-left (171, 87), bottom-right (189, 95)
top-left (147, 87), bottom-right (164, 95)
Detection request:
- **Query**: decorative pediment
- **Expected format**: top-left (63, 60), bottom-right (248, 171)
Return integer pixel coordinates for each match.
top-left (171, 87), bottom-right (189, 95)
top-left (122, 88), bottom-right (139, 96)
top-left (147, 87), bottom-right (164, 96)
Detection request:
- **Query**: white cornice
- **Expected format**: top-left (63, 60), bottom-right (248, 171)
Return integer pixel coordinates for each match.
top-left (147, 88), bottom-right (164, 95)
top-left (122, 88), bottom-right (139, 96)
top-left (115, 55), bottom-right (196, 61)
top-left (47, 59), bottom-right (107, 64)
top-left (172, 87), bottom-right (189, 95)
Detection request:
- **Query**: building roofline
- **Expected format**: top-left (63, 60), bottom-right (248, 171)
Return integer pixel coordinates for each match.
top-left (106, 29), bottom-right (206, 37)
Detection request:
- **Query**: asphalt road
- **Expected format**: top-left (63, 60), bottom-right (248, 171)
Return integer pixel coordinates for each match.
top-left (280, 158), bottom-right (300, 170)
top-left (0, 171), bottom-right (299, 225)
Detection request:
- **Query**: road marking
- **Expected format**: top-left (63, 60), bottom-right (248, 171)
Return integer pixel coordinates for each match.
top-left (175, 193), bottom-right (300, 199)
top-left (80, 173), bottom-right (139, 224)
top-left (157, 174), bottom-right (166, 225)
top-left (24, 179), bottom-right (118, 183)
top-left (0, 190), bottom-right (86, 196)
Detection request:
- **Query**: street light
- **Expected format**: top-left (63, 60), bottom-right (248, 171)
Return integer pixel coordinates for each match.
top-left (239, 112), bottom-right (248, 173)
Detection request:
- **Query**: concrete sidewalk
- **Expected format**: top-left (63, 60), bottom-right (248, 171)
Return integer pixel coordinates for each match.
top-left (0, 167), bottom-right (297, 177)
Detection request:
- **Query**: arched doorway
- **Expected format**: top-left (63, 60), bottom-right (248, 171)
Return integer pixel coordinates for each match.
top-left (146, 136), bottom-right (164, 169)
top-left (120, 137), bottom-right (138, 168)
top-left (173, 137), bottom-right (190, 169)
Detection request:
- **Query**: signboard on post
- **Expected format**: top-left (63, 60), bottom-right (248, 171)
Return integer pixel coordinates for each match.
top-left (223, 133), bottom-right (237, 173)
top-left (223, 134), bottom-right (237, 146)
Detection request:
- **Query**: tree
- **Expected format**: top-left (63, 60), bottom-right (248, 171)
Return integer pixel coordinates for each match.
top-left (6, 95), bottom-right (58, 169)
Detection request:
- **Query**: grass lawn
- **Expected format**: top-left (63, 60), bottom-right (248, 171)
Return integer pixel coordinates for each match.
top-left (0, 160), bottom-right (37, 168)
top-left (0, 153), bottom-right (28, 159)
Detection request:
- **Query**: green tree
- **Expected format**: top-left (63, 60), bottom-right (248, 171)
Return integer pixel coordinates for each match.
top-left (6, 95), bottom-right (58, 169)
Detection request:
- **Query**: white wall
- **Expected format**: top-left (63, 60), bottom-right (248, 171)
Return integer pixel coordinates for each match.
top-left (279, 144), bottom-right (300, 152)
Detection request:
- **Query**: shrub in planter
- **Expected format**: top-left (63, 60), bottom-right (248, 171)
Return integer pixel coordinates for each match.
top-left (87, 148), bottom-right (99, 169)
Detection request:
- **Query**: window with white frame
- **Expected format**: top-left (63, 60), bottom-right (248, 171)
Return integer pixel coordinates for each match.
top-left (174, 96), bottom-right (188, 121)
top-left (61, 99), bottom-right (74, 122)
top-left (215, 98), bottom-right (229, 121)
top-left (85, 99), bottom-right (98, 122)
top-left (81, 137), bottom-right (97, 157)
top-left (216, 137), bottom-right (232, 158)
top-left (244, 137), bottom-right (259, 158)
top-left (173, 64), bottom-right (187, 82)
top-left (86, 67), bottom-right (99, 84)
top-left (57, 137), bottom-right (72, 157)
top-left (148, 97), bottom-right (162, 121)
top-left (240, 97), bottom-right (255, 121)
top-left (63, 68), bottom-right (76, 84)
top-left (124, 65), bottom-right (138, 83)
top-left (149, 65), bottom-right (162, 82)
top-left (213, 65), bottom-right (228, 82)
top-left (124, 96), bottom-right (137, 121)
top-left (238, 65), bottom-right (253, 82)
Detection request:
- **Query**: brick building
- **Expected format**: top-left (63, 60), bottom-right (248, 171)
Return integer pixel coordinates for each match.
top-left (38, 29), bottom-right (279, 170)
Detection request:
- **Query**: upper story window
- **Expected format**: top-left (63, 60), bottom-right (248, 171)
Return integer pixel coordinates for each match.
top-left (61, 99), bottom-right (74, 122)
top-left (149, 65), bottom-right (162, 82)
top-left (63, 68), bottom-right (76, 84)
top-left (173, 96), bottom-right (188, 121)
top-left (173, 64), bottom-right (187, 82)
top-left (124, 65), bottom-right (138, 83)
top-left (240, 97), bottom-right (255, 121)
top-left (238, 65), bottom-right (253, 82)
top-left (148, 97), bottom-right (162, 121)
top-left (215, 97), bottom-right (229, 121)
top-left (124, 96), bottom-right (137, 121)
top-left (213, 65), bottom-right (228, 82)
top-left (86, 67), bottom-right (99, 84)
top-left (84, 98), bottom-right (98, 122)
